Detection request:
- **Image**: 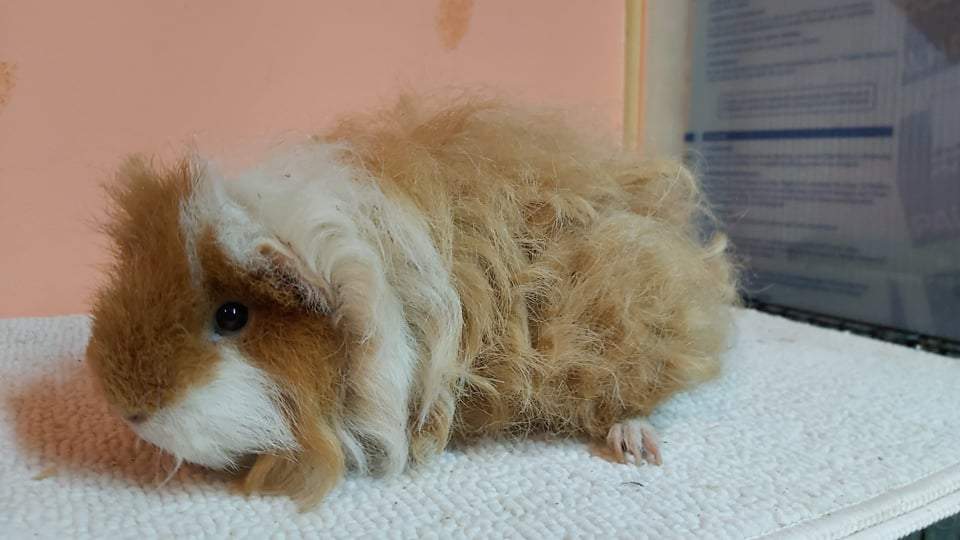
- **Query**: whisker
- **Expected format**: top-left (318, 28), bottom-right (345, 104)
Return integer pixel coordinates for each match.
top-left (159, 457), bottom-right (183, 487)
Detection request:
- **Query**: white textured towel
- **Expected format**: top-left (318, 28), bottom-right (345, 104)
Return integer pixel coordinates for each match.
top-left (1, 310), bottom-right (959, 539)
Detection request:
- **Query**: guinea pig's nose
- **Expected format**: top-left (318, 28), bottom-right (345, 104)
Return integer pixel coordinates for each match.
top-left (125, 412), bottom-right (148, 424)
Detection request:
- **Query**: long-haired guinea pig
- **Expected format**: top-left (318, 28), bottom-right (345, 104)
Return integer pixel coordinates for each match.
top-left (86, 96), bottom-right (737, 507)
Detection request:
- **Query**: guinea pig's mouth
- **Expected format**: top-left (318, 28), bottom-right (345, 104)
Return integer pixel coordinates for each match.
top-left (125, 347), bottom-right (300, 470)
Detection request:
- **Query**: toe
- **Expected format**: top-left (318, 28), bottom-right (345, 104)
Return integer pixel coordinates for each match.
top-left (606, 423), bottom-right (627, 463)
top-left (606, 418), bottom-right (663, 466)
top-left (638, 422), bottom-right (662, 466)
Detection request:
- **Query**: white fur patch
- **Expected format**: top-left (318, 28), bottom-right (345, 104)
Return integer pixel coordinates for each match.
top-left (177, 141), bottom-right (464, 475)
top-left (133, 346), bottom-right (298, 469)
top-left (218, 143), bottom-right (420, 474)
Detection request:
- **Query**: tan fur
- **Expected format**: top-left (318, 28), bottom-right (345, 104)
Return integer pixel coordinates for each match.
top-left (87, 158), bottom-right (217, 416)
top-left (328, 97), bottom-right (736, 443)
top-left (87, 95), bottom-right (737, 507)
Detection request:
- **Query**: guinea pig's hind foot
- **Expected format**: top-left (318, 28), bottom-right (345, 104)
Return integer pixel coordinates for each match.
top-left (605, 417), bottom-right (662, 466)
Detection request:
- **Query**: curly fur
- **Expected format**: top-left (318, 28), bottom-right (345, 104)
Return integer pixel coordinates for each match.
top-left (328, 97), bottom-right (736, 441)
top-left (86, 95), bottom-right (737, 508)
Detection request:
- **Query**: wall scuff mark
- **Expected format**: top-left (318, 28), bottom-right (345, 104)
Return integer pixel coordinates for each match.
top-left (0, 62), bottom-right (16, 112)
top-left (437, 0), bottom-right (474, 50)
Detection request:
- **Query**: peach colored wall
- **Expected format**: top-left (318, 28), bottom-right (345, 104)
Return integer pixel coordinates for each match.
top-left (0, 1), bottom-right (625, 317)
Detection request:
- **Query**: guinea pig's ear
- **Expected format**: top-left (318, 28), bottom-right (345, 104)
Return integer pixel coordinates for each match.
top-left (250, 239), bottom-right (335, 313)
top-left (250, 236), bottom-right (383, 343)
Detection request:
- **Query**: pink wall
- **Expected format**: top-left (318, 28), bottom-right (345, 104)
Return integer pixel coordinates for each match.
top-left (0, 1), bottom-right (625, 317)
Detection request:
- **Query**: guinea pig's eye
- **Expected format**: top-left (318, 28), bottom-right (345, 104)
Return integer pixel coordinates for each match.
top-left (214, 302), bottom-right (249, 334)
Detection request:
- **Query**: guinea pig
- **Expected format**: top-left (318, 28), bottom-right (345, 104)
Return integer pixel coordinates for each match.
top-left (85, 96), bottom-right (737, 507)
